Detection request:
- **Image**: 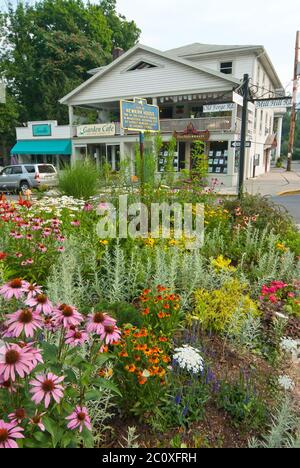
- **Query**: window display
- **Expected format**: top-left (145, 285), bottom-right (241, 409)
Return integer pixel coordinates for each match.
top-left (208, 142), bottom-right (229, 175)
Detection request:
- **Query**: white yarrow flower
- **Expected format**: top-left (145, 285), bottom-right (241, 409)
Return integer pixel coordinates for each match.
top-left (173, 345), bottom-right (204, 374)
top-left (280, 337), bottom-right (299, 354)
top-left (278, 375), bottom-right (295, 391)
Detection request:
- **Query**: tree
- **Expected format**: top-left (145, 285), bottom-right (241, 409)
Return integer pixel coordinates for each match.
top-left (0, 0), bottom-right (140, 125)
top-left (0, 93), bottom-right (19, 165)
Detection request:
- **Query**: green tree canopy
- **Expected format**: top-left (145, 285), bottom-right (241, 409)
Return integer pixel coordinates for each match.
top-left (0, 0), bottom-right (140, 124)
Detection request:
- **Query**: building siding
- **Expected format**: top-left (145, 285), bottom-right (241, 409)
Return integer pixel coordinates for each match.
top-left (68, 50), bottom-right (234, 105)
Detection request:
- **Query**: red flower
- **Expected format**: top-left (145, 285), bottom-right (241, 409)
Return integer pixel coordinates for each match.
top-left (0, 252), bottom-right (6, 261)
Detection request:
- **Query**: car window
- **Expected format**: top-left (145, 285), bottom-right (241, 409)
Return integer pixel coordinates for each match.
top-left (11, 166), bottom-right (23, 175)
top-left (1, 167), bottom-right (13, 175)
top-left (24, 165), bottom-right (36, 174)
top-left (38, 165), bottom-right (56, 174)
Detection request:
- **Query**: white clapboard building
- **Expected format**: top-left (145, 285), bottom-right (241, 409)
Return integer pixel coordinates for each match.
top-left (59, 42), bottom-right (287, 187)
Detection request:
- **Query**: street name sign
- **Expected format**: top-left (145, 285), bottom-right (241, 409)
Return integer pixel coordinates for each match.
top-left (231, 141), bottom-right (252, 149)
top-left (203, 103), bottom-right (235, 113)
top-left (120, 97), bottom-right (160, 132)
top-left (255, 97), bottom-right (292, 109)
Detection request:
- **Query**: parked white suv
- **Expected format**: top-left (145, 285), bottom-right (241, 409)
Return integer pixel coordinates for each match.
top-left (0, 164), bottom-right (58, 192)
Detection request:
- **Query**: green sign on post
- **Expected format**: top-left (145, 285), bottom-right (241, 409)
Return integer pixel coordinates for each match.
top-left (32, 124), bottom-right (52, 137)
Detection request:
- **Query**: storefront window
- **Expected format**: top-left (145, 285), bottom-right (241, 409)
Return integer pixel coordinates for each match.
top-left (208, 141), bottom-right (229, 175)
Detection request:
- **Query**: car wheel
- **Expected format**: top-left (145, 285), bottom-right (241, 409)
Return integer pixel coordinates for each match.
top-left (20, 181), bottom-right (30, 193)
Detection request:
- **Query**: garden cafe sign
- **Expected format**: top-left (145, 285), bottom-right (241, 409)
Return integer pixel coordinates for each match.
top-left (77, 123), bottom-right (116, 138)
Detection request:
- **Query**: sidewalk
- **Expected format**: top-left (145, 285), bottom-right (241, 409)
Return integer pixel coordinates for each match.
top-left (218, 162), bottom-right (300, 197)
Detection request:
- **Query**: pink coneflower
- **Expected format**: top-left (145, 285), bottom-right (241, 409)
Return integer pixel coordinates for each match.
top-left (86, 312), bottom-right (116, 335)
top-left (0, 278), bottom-right (28, 301)
top-left (66, 406), bottom-right (92, 433)
top-left (53, 304), bottom-right (83, 328)
top-left (0, 344), bottom-right (36, 381)
top-left (83, 203), bottom-right (93, 212)
top-left (0, 420), bottom-right (24, 448)
top-left (30, 373), bottom-right (65, 408)
top-left (23, 283), bottom-right (43, 299)
top-left (0, 376), bottom-right (17, 393)
top-left (65, 328), bottom-right (89, 347)
top-left (26, 294), bottom-right (53, 315)
top-left (5, 308), bottom-right (43, 338)
top-left (71, 220), bottom-right (81, 227)
top-left (29, 411), bottom-right (46, 432)
top-left (21, 343), bottom-right (43, 369)
top-left (99, 324), bottom-right (121, 345)
top-left (57, 246), bottom-right (65, 252)
top-left (8, 408), bottom-right (26, 425)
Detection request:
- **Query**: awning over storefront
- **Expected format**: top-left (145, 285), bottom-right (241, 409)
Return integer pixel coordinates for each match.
top-left (264, 134), bottom-right (277, 150)
top-left (11, 139), bottom-right (72, 155)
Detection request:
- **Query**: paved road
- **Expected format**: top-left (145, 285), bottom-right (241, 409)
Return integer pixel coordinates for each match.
top-left (272, 195), bottom-right (300, 225)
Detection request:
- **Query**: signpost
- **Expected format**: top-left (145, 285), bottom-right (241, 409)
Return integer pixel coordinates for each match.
top-left (254, 97), bottom-right (292, 109)
top-left (120, 98), bottom-right (160, 198)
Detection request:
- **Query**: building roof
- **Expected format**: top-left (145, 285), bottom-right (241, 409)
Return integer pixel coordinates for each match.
top-left (166, 42), bottom-right (262, 57)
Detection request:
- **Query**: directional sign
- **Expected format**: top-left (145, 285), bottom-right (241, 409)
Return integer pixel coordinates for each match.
top-left (120, 97), bottom-right (160, 132)
top-left (231, 141), bottom-right (252, 149)
top-left (255, 97), bottom-right (292, 109)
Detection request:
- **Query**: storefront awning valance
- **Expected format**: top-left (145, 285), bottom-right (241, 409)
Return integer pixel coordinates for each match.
top-left (11, 139), bottom-right (72, 155)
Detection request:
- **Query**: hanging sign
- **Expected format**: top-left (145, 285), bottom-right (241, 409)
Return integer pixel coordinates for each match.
top-left (120, 98), bottom-right (160, 132)
top-left (232, 91), bottom-right (244, 107)
top-left (174, 123), bottom-right (210, 141)
top-left (255, 97), bottom-right (292, 109)
top-left (32, 124), bottom-right (52, 137)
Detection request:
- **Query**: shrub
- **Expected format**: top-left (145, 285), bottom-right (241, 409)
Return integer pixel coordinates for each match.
top-left (58, 160), bottom-right (100, 199)
top-left (191, 279), bottom-right (259, 333)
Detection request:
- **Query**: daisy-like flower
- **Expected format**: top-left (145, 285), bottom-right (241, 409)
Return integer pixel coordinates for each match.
top-left (0, 344), bottom-right (37, 381)
top-left (66, 406), bottom-right (92, 433)
top-left (0, 278), bottom-right (28, 301)
top-left (53, 304), bottom-right (83, 329)
top-left (278, 375), bottom-right (295, 391)
top-left (29, 411), bottom-right (46, 432)
top-left (86, 312), bottom-right (116, 335)
top-left (5, 308), bottom-right (43, 338)
top-left (0, 420), bottom-right (24, 449)
top-left (99, 324), bottom-right (121, 345)
top-left (0, 376), bottom-right (17, 393)
top-left (30, 373), bottom-right (65, 408)
top-left (21, 343), bottom-right (43, 369)
top-left (8, 408), bottom-right (26, 425)
top-left (23, 283), bottom-right (43, 300)
top-left (26, 294), bottom-right (53, 315)
top-left (65, 328), bottom-right (89, 347)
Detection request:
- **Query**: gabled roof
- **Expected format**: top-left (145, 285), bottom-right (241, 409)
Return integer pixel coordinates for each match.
top-left (60, 43), bottom-right (240, 105)
top-left (166, 42), bottom-right (262, 57)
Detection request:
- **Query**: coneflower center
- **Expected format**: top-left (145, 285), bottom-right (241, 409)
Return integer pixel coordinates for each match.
top-left (74, 332), bottom-right (82, 339)
top-left (93, 313), bottom-right (105, 324)
top-left (105, 325), bottom-right (114, 334)
top-left (15, 408), bottom-right (25, 419)
top-left (62, 306), bottom-right (74, 317)
top-left (5, 350), bottom-right (20, 365)
top-left (42, 379), bottom-right (55, 392)
top-left (9, 278), bottom-right (22, 289)
top-left (0, 429), bottom-right (8, 443)
top-left (37, 294), bottom-right (47, 304)
top-left (77, 412), bottom-right (86, 421)
top-left (19, 309), bottom-right (33, 324)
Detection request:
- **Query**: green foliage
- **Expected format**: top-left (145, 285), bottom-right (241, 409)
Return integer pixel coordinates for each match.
top-left (58, 159), bottom-right (100, 199)
top-left (192, 279), bottom-right (260, 333)
top-left (217, 371), bottom-right (268, 429)
top-left (0, 0), bottom-right (140, 123)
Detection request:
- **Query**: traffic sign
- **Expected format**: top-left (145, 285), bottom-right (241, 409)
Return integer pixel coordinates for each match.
top-left (231, 141), bottom-right (251, 149)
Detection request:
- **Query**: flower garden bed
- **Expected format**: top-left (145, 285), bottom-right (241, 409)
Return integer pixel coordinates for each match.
top-left (0, 190), bottom-right (300, 449)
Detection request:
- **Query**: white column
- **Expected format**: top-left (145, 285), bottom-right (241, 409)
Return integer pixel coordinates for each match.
top-left (276, 116), bottom-right (283, 160)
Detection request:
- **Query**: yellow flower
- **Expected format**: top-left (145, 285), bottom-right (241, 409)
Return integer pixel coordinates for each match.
top-left (169, 239), bottom-right (178, 246)
top-left (99, 239), bottom-right (109, 246)
top-left (144, 238), bottom-right (155, 247)
top-left (276, 242), bottom-right (288, 252)
top-left (211, 255), bottom-right (236, 272)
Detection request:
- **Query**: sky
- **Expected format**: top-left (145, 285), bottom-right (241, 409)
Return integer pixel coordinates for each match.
top-left (117, 0), bottom-right (299, 93)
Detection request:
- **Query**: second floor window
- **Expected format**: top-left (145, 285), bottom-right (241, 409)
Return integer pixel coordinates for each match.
top-left (220, 62), bottom-right (233, 74)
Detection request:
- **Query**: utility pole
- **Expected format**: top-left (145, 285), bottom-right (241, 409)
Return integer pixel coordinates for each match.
top-left (238, 74), bottom-right (250, 198)
top-left (287, 30), bottom-right (300, 172)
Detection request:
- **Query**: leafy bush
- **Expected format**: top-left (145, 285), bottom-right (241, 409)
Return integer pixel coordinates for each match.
top-left (58, 160), bottom-right (100, 199)
top-left (192, 279), bottom-right (260, 333)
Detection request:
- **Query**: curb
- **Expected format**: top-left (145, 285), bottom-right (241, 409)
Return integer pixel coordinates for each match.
top-left (277, 189), bottom-right (300, 196)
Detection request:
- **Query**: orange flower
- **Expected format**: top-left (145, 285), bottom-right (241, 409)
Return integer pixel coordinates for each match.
top-left (142, 307), bottom-right (150, 316)
top-left (138, 376), bottom-right (147, 385)
top-left (163, 303), bottom-right (170, 310)
top-left (119, 351), bottom-right (129, 358)
top-left (157, 312), bottom-right (166, 319)
top-left (157, 286), bottom-right (167, 292)
top-left (159, 337), bottom-right (168, 343)
top-left (125, 364), bottom-right (136, 373)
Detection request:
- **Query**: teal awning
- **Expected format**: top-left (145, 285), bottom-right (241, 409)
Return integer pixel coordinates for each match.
top-left (11, 139), bottom-right (71, 155)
